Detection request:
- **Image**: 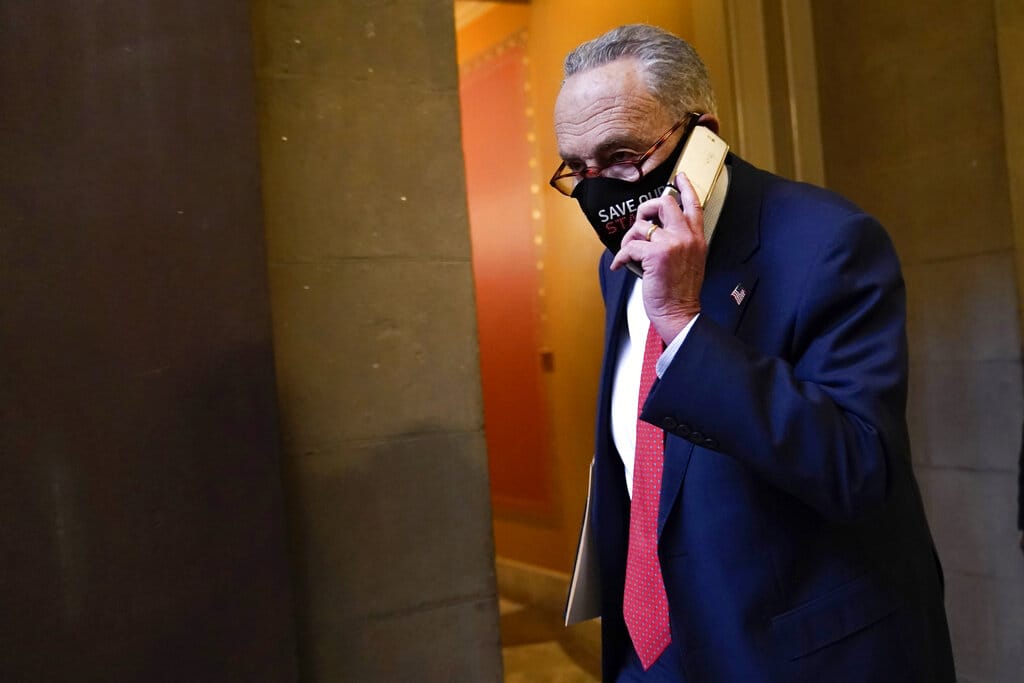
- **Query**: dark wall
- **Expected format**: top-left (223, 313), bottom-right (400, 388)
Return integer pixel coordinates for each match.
top-left (0, 3), bottom-right (297, 680)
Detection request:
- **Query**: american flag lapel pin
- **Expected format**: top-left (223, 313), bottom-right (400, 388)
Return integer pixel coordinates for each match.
top-left (730, 283), bottom-right (747, 306)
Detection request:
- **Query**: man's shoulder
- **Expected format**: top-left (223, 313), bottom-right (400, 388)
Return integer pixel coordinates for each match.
top-left (732, 155), bottom-right (864, 221)
top-left (731, 155), bottom-right (888, 248)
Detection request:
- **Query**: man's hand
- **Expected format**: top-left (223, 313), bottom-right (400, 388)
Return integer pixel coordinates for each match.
top-left (610, 172), bottom-right (707, 343)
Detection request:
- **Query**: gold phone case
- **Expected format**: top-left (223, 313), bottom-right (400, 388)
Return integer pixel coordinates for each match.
top-left (663, 125), bottom-right (729, 209)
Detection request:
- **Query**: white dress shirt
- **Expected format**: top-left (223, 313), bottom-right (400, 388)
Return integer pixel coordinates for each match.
top-left (610, 168), bottom-right (731, 498)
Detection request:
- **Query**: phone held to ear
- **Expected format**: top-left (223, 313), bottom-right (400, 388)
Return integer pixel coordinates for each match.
top-left (663, 125), bottom-right (730, 209)
top-left (625, 126), bottom-right (729, 278)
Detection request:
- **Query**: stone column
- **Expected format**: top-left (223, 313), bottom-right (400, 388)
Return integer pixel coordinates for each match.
top-left (0, 2), bottom-right (297, 680)
top-left (251, 1), bottom-right (502, 679)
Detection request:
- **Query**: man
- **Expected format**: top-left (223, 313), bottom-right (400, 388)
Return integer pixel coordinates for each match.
top-left (553, 25), bottom-right (955, 681)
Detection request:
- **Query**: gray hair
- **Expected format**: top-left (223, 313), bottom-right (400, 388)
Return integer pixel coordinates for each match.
top-left (563, 24), bottom-right (717, 118)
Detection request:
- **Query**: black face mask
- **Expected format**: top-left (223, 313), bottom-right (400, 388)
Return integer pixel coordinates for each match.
top-left (571, 130), bottom-right (689, 256)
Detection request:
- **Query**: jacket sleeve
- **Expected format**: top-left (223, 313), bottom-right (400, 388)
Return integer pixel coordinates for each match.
top-left (641, 213), bottom-right (908, 522)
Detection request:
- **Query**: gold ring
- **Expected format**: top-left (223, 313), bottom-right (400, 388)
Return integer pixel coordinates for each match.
top-left (645, 224), bottom-right (659, 241)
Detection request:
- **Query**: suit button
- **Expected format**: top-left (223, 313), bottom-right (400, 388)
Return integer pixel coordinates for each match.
top-left (703, 437), bottom-right (718, 449)
top-left (689, 431), bottom-right (704, 443)
top-left (662, 417), bottom-right (678, 430)
top-left (675, 423), bottom-right (691, 437)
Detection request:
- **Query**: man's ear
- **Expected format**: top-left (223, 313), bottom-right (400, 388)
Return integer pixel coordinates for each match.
top-left (697, 113), bottom-right (721, 134)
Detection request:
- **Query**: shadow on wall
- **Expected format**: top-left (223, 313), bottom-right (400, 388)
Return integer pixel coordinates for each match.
top-left (282, 422), bottom-right (499, 679)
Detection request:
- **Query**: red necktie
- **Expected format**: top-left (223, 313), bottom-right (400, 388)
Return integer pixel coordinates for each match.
top-left (623, 323), bottom-right (671, 670)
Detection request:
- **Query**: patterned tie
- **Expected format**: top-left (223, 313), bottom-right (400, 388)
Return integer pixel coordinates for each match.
top-left (623, 323), bottom-right (671, 670)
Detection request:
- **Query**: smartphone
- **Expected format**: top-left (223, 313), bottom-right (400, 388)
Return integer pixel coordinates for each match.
top-left (626, 125), bottom-right (729, 277)
top-left (663, 125), bottom-right (729, 209)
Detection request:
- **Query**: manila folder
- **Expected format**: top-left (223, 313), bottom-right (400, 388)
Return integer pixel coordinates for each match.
top-left (564, 459), bottom-right (601, 625)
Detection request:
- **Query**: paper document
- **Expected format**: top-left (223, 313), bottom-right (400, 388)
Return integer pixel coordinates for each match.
top-left (564, 459), bottom-right (601, 625)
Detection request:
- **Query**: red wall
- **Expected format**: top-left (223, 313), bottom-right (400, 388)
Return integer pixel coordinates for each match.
top-left (460, 37), bottom-right (555, 518)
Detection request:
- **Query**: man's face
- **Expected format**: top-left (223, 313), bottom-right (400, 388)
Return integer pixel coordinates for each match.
top-left (554, 58), bottom-right (679, 180)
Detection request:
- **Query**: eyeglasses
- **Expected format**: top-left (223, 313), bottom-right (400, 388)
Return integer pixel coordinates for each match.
top-left (548, 113), bottom-right (698, 197)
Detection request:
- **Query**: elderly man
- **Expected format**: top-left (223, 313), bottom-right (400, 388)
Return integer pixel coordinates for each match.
top-left (553, 24), bottom-right (955, 681)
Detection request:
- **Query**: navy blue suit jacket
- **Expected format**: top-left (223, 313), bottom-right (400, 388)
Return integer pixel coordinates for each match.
top-left (589, 155), bottom-right (955, 681)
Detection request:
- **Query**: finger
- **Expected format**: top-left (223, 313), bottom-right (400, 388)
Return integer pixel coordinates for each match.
top-left (636, 193), bottom-right (688, 239)
top-left (611, 214), bottom-right (667, 271)
top-left (640, 221), bottom-right (662, 243)
top-left (610, 236), bottom-right (650, 271)
top-left (620, 217), bottom-right (657, 250)
top-left (638, 175), bottom-right (702, 242)
top-left (674, 172), bottom-right (705, 233)
top-left (630, 220), bottom-right (663, 244)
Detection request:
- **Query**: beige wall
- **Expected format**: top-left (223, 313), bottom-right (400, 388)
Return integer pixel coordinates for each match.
top-left (252, 1), bottom-right (501, 680)
top-left (813, 2), bottom-right (1024, 680)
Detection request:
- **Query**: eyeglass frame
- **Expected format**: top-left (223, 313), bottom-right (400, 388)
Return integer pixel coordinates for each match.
top-left (548, 112), bottom-right (701, 197)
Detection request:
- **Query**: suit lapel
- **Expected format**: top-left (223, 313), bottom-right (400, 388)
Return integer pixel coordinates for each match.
top-left (603, 262), bottom-right (633, 354)
top-left (700, 155), bottom-right (763, 334)
top-left (658, 155), bottom-right (765, 539)
top-left (597, 258), bottom-right (634, 425)
top-left (593, 256), bottom-right (634, 559)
